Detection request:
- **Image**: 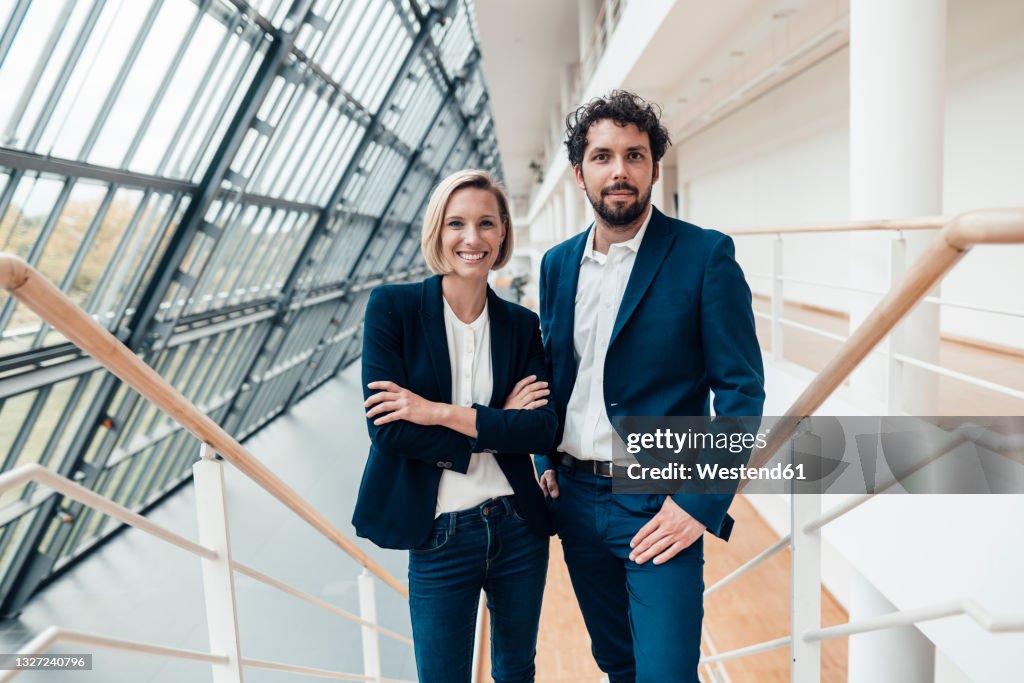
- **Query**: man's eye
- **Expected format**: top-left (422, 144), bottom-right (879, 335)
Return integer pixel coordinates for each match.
top-left (594, 154), bottom-right (607, 161)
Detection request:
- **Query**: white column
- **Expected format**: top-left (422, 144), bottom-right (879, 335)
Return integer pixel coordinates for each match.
top-left (563, 176), bottom-right (579, 236)
top-left (658, 163), bottom-right (678, 217)
top-left (848, 571), bottom-right (935, 683)
top-left (578, 0), bottom-right (600, 64)
top-left (849, 0), bottom-right (945, 413)
top-left (551, 188), bottom-right (564, 242)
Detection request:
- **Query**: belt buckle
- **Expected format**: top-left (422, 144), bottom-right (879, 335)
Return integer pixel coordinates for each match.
top-left (593, 460), bottom-right (613, 478)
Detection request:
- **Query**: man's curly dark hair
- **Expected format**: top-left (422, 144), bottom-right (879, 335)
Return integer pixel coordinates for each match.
top-left (564, 90), bottom-right (671, 168)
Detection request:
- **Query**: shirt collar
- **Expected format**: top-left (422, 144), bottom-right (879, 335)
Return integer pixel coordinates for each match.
top-left (442, 295), bottom-right (488, 330)
top-left (581, 204), bottom-right (654, 264)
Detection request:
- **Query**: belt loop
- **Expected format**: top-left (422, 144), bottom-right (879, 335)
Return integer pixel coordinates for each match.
top-left (446, 511), bottom-right (457, 536)
top-left (501, 495), bottom-right (514, 516)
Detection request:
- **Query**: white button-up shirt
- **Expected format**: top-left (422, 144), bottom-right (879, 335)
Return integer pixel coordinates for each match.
top-left (558, 207), bottom-right (653, 462)
top-left (435, 298), bottom-right (513, 515)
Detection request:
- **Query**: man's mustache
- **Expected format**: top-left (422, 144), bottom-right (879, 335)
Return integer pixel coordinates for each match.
top-left (601, 183), bottom-right (638, 196)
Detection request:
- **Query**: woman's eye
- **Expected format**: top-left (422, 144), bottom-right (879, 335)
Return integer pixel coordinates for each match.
top-left (447, 221), bottom-right (462, 228)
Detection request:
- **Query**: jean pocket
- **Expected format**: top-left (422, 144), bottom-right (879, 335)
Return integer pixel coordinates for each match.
top-left (410, 527), bottom-right (450, 554)
top-left (511, 503), bottom-right (528, 523)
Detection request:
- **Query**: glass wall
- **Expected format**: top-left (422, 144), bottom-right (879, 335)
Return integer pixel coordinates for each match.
top-left (0, 0), bottom-right (501, 614)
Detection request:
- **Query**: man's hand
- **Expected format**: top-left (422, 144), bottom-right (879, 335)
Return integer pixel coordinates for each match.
top-left (503, 374), bottom-right (550, 410)
top-left (629, 497), bottom-right (705, 565)
top-left (365, 381), bottom-right (441, 426)
top-left (539, 469), bottom-right (559, 498)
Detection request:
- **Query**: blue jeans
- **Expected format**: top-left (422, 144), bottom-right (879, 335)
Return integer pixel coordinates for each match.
top-left (550, 464), bottom-right (705, 683)
top-left (408, 496), bottom-right (549, 683)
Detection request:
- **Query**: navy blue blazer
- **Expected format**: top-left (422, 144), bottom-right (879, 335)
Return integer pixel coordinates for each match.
top-left (536, 207), bottom-right (765, 541)
top-left (353, 275), bottom-right (558, 549)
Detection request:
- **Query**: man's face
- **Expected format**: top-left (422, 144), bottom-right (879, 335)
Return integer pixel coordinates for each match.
top-left (575, 119), bottom-right (660, 228)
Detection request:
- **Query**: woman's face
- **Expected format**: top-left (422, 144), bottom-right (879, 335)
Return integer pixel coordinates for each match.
top-left (440, 187), bottom-right (506, 280)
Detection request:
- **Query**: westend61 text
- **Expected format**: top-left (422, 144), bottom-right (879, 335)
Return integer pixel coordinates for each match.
top-left (626, 462), bottom-right (807, 482)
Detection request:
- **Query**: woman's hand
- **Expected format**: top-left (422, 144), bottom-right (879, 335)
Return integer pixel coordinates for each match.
top-left (365, 381), bottom-right (442, 426)
top-left (503, 375), bottom-right (550, 410)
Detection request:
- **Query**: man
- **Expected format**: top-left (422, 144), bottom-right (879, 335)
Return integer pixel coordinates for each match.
top-left (536, 90), bottom-right (765, 682)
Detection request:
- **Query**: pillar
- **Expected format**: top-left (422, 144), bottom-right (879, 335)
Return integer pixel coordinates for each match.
top-left (848, 571), bottom-right (935, 683)
top-left (849, 0), bottom-right (945, 414)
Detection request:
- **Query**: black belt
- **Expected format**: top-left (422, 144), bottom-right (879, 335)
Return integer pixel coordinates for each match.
top-left (560, 453), bottom-right (629, 478)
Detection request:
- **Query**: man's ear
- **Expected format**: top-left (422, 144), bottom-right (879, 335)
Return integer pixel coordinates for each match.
top-left (573, 164), bottom-right (586, 190)
top-left (652, 161), bottom-right (661, 185)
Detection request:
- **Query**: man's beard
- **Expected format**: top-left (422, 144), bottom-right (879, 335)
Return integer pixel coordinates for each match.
top-left (585, 181), bottom-right (652, 228)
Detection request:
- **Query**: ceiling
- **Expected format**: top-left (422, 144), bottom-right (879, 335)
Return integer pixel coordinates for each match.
top-left (472, 0), bottom-right (846, 208)
top-left (472, 0), bottom-right (580, 208)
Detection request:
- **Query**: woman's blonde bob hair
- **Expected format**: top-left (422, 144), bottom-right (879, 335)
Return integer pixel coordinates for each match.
top-left (421, 169), bottom-right (514, 274)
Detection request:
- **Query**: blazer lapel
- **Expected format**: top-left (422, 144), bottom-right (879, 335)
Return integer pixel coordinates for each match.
top-left (555, 228), bottom-right (590, 381)
top-left (609, 208), bottom-right (677, 348)
top-left (486, 287), bottom-right (511, 407)
top-left (420, 275), bottom-right (453, 402)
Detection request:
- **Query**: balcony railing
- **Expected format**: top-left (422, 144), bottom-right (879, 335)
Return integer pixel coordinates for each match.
top-left (0, 253), bottom-right (416, 681)
top-left (698, 208), bottom-right (1024, 680)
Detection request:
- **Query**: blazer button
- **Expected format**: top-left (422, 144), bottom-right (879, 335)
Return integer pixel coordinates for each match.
top-left (436, 461), bottom-right (446, 468)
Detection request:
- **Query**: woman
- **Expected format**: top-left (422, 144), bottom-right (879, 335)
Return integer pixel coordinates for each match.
top-left (352, 169), bottom-right (556, 683)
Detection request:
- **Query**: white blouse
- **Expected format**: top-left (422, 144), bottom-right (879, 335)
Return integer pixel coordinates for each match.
top-left (434, 297), bottom-right (514, 515)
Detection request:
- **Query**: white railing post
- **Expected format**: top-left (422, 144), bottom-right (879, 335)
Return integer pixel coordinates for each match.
top-left (193, 443), bottom-right (244, 683)
top-left (886, 233), bottom-right (907, 414)
top-left (772, 234), bottom-right (785, 362)
top-left (790, 424), bottom-right (821, 683)
top-left (358, 568), bottom-right (383, 682)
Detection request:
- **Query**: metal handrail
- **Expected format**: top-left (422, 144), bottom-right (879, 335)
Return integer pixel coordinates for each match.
top-left (696, 209), bottom-right (1024, 677)
top-left (744, 208), bottom-right (1024, 473)
top-left (0, 464), bottom-right (412, 682)
top-left (0, 464), bottom-right (215, 561)
top-left (0, 252), bottom-right (406, 597)
top-left (5, 626), bottom-right (416, 683)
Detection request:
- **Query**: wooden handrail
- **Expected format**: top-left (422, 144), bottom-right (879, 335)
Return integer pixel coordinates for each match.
top-left (727, 214), bottom-right (948, 236)
top-left (0, 254), bottom-right (408, 598)
top-left (743, 208), bottom-right (1024, 481)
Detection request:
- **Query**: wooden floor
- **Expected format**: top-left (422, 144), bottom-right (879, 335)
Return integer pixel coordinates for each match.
top-left (475, 302), bottom-right (1023, 682)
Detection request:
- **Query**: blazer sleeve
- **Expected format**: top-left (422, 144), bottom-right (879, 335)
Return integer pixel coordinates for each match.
top-left (533, 250), bottom-right (557, 476)
top-left (672, 233), bottom-right (766, 537)
top-left (701, 233), bottom-right (765, 417)
top-left (472, 313), bottom-right (558, 455)
top-left (361, 286), bottom-right (474, 473)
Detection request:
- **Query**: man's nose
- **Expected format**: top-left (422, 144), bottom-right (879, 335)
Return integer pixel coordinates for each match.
top-left (611, 156), bottom-right (628, 179)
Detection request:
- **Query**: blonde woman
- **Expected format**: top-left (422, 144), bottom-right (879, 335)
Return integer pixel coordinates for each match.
top-left (353, 170), bottom-right (555, 683)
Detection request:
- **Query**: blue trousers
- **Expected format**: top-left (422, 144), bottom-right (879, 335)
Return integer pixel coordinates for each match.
top-left (551, 464), bottom-right (705, 683)
top-left (408, 496), bottom-right (549, 683)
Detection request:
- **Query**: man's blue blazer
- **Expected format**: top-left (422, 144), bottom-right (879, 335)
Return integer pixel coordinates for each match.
top-left (353, 275), bottom-right (558, 549)
top-left (535, 207), bottom-right (765, 541)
